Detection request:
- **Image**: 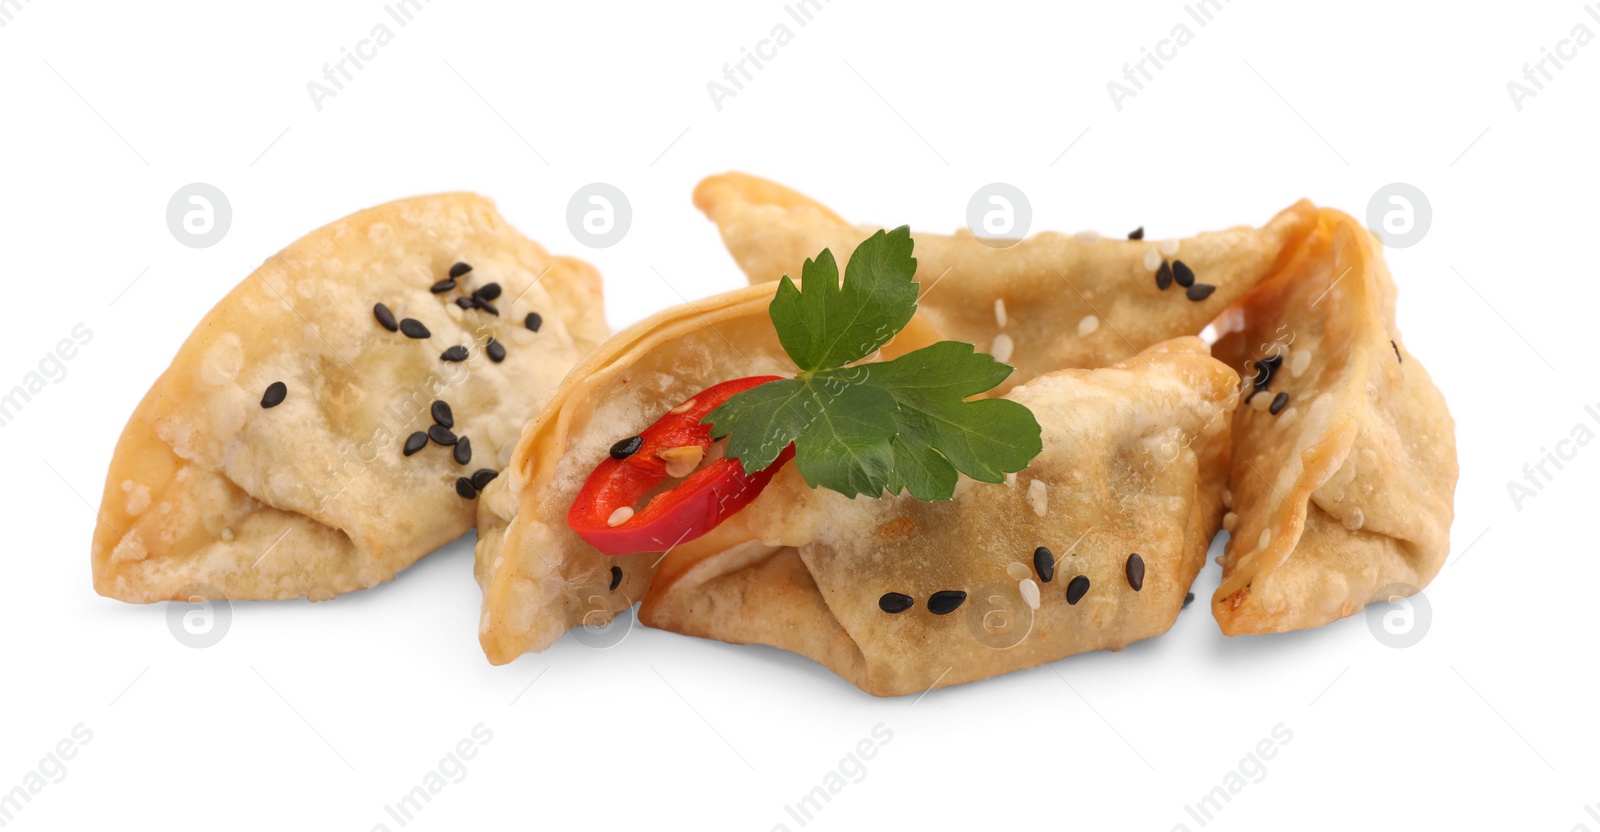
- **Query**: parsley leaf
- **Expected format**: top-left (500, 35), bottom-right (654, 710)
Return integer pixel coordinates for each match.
top-left (709, 370), bottom-right (898, 496)
top-left (704, 228), bottom-right (1043, 502)
top-left (868, 343), bottom-right (1043, 499)
top-left (864, 340), bottom-right (1012, 400)
top-left (789, 376), bottom-right (898, 498)
top-left (769, 227), bottom-right (918, 372)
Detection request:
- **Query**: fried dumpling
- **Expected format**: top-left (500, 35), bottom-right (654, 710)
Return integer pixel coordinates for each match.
top-left (1209, 208), bottom-right (1457, 634)
top-left (476, 266), bottom-right (1238, 688)
top-left (474, 282), bottom-right (939, 664)
top-left (694, 171), bottom-right (1316, 388)
top-left (641, 337), bottom-right (1239, 696)
top-left (93, 194), bottom-right (607, 603)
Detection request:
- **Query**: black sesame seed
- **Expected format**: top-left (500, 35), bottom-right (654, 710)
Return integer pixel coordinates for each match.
top-left (525, 312), bottom-right (543, 332)
top-left (1033, 546), bottom-right (1055, 583)
top-left (1270, 392), bottom-right (1290, 415)
top-left (449, 262), bottom-right (473, 279)
top-left (431, 400), bottom-right (453, 428)
top-left (373, 303), bottom-right (399, 332)
top-left (428, 424), bottom-right (458, 446)
top-left (610, 565), bottom-right (624, 591)
top-left (403, 431), bottom-right (428, 456)
top-left (1155, 260), bottom-right (1173, 291)
top-left (1184, 591), bottom-right (1195, 607)
top-left (455, 296), bottom-right (476, 310)
top-left (455, 477), bottom-right (477, 499)
top-left (400, 318), bottom-right (430, 339)
top-left (260, 381), bottom-right (287, 409)
top-left (473, 298), bottom-right (500, 316)
top-left (441, 345), bottom-right (470, 362)
top-left (1252, 353), bottom-right (1284, 389)
top-left (1172, 260), bottom-right (1195, 288)
top-left (453, 436), bottom-right (472, 465)
top-left (1066, 575), bottom-right (1091, 605)
top-left (1186, 283), bottom-right (1216, 302)
top-left (485, 338), bottom-right (506, 363)
top-left (1392, 340), bottom-right (1403, 363)
top-left (879, 592), bottom-right (914, 614)
top-left (927, 590), bottom-right (967, 615)
top-left (469, 468), bottom-right (498, 491)
top-left (610, 435), bottom-right (643, 460)
top-left (430, 278), bottom-right (457, 294)
top-left (1125, 553), bottom-right (1145, 592)
top-left (1128, 226), bottom-right (1145, 241)
top-left (473, 282), bottom-right (503, 302)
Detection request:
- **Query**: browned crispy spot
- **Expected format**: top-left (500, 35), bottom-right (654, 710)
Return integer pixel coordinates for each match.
top-left (875, 516), bottom-right (916, 541)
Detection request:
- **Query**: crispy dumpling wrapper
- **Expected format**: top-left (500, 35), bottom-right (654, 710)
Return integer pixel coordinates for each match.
top-left (640, 337), bottom-right (1239, 696)
top-left (694, 171), bottom-right (1316, 387)
top-left (94, 194), bottom-right (606, 603)
top-left (476, 272), bottom-right (1238, 688)
top-left (474, 282), bottom-right (942, 664)
top-left (1210, 208), bottom-right (1457, 633)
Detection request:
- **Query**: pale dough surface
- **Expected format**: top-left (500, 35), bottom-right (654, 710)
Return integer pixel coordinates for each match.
top-left (94, 194), bottom-right (606, 602)
top-left (1210, 209), bottom-right (1458, 634)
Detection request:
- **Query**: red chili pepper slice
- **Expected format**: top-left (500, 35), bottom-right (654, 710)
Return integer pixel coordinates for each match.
top-left (567, 376), bottom-right (794, 556)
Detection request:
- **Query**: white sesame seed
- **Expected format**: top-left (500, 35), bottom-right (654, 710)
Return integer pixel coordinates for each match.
top-left (1258, 528), bottom-right (1272, 549)
top-left (1019, 578), bottom-right (1041, 610)
top-left (220, 526), bottom-right (235, 542)
top-left (1222, 488), bottom-right (1233, 508)
top-left (1290, 349), bottom-right (1313, 378)
top-left (1159, 238), bottom-right (1180, 256)
top-left (994, 298), bottom-right (1008, 328)
top-left (607, 506), bottom-right (634, 527)
top-left (1143, 246), bottom-right (1162, 271)
top-left (991, 333), bottom-right (1014, 363)
top-left (1342, 507), bottom-right (1365, 531)
top-left (1027, 479), bottom-right (1048, 517)
top-left (659, 445), bottom-right (704, 478)
top-left (1222, 512), bottom-right (1238, 532)
top-left (1006, 562), bottom-right (1031, 581)
top-left (1004, 472), bottom-right (1018, 488)
top-left (1250, 392), bottom-right (1272, 412)
top-left (1278, 407), bottom-right (1299, 426)
top-left (1077, 315), bottom-right (1099, 337)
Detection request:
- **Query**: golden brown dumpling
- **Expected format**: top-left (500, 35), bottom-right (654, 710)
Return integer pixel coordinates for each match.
top-left (642, 338), bottom-right (1238, 695)
top-left (473, 286), bottom-right (780, 664)
top-left (473, 282), bottom-right (941, 664)
top-left (1210, 208), bottom-right (1457, 633)
top-left (694, 171), bottom-right (1315, 388)
top-left (475, 268), bottom-right (1238, 692)
top-left (94, 194), bottom-right (606, 603)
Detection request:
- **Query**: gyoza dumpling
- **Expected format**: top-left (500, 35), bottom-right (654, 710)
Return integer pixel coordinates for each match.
top-left (694, 171), bottom-right (1316, 388)
top-left (1209, 208), bottom-right (1457, 633)
top-left (476, 276), bottom-right (1237, 691)
top-left (474, 282), bottom-right (939, 664)
top-left (642, 338), bottom-right (1239, 696)
top-left (93, 194), bottom-right (607, 603)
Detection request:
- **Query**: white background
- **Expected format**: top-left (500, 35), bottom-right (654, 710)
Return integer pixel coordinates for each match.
top-left (2, 1), bottom-right (1595, 829)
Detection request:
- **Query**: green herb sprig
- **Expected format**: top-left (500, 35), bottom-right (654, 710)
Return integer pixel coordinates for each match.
top-left (704, 227), bottom-right (1042, 500)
